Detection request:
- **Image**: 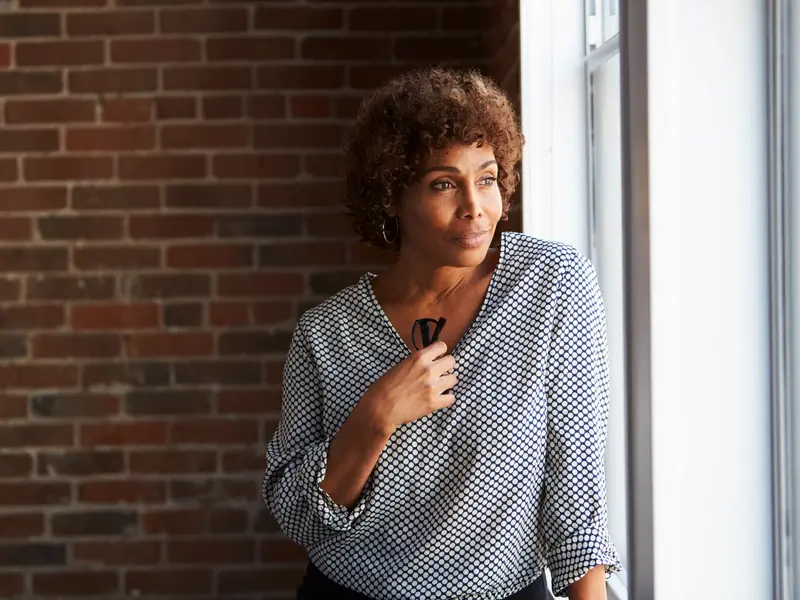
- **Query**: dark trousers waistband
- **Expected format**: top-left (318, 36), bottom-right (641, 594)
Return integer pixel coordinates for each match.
top-left (296, 561), bottom-right (547, 600)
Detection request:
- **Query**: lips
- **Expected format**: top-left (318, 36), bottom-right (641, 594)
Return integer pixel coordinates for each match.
top-left (453, 230), bottom-right (490, 248)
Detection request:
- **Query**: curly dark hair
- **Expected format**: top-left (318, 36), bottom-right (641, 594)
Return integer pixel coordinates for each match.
top-left (343, 67), bottom-right (524, 250)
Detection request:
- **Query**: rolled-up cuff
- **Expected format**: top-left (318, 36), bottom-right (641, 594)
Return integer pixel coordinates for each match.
top-left (548, 527), bottom-right (622, 597)
top-left (299, 437), bottom-right (374, 532)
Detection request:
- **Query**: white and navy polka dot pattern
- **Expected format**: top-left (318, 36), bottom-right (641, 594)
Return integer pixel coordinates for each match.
top-left (263, 231), bottom-right (622, 599)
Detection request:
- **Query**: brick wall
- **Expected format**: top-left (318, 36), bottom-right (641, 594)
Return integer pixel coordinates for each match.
top-left (0, 1), bottom-right (512, 598)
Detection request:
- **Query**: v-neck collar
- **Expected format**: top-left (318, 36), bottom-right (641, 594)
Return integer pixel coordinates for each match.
top-left (361, 231), bottom-right (509, 358)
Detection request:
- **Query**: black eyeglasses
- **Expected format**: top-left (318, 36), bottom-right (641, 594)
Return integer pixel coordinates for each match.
top-left (411, 317), bottom-right (447, 351)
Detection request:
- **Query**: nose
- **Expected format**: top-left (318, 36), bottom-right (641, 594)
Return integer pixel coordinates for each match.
top-left (458, 182), bottom-right (483, 219)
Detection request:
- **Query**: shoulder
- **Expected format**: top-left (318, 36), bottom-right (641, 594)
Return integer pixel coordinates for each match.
top-left (293, 274), bottom-right (371, 341)
top-left (500, 231), bottom-right (590, 285)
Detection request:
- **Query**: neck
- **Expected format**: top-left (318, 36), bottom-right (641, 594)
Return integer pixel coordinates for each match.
top-left (378, 244), bottom-right (498, 307)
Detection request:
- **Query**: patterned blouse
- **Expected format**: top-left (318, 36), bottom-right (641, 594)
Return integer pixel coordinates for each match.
top-left (263, 231), bottom-right (622, 599)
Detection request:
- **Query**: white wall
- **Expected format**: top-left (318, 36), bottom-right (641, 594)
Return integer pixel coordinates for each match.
top-left (647, 2), bottom-right (773, 599)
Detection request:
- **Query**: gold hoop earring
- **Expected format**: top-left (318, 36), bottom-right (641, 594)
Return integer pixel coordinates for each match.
top-left (380, 216), bottom-right (398, 245)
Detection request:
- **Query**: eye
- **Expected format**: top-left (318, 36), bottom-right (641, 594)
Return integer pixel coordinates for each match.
top-left (480, 175), bottom-right (497, 186)
top-left (431, 181), bottom-right (455, 191)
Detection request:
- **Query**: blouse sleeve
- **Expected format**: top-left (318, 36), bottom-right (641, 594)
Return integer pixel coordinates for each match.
top-left (262, 319), bottom-right (375, 550)
top-left (541, 252), bottom-right (623, 597)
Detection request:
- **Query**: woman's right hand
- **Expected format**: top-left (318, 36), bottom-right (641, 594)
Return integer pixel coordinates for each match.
top-left (361, 341), bottom-right (457, 435)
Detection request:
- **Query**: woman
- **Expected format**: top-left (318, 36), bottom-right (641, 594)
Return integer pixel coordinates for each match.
top-left (263, 67), bottom-right (621, 600)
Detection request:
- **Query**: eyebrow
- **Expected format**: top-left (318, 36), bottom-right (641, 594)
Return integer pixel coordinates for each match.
top-left (420, 159), bottom-right (497, 176)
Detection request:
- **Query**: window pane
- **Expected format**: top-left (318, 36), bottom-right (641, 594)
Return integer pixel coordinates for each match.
top-left (589, 51), bottom-right (628, 581)
top-left (586, 0), bottom-right (620, 51)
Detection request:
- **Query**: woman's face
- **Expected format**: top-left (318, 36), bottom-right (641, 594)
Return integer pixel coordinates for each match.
top-left (394, 142), bottom-right (503, 267)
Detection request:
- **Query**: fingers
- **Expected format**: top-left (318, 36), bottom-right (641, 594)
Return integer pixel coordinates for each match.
top-left (417, 340), bottom-right (448, 360)
top-left (436, 373), bottom-right (457, 393)
top-left (432, 393), bottom-right (457, 411)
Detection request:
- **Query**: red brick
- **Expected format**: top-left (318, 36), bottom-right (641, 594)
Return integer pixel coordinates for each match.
top-left (0, 44), bottom-right (8, 68)
top-left (350, 7), bottom-right (438, 30)
top-left (173, 361), bottom-right (262, 385)
top-left (0, 482), bottom-right (71, 506)
top-left (111, 38), bottom-right (201, 63)
top-left (119, 155), bottom-right (206, 180)
top-left (218, 273), bottom-right (303, 297)
top-left (0, 159), bottom-right (16, 182)
top-left (127, 332), bottom-right (213, 358)
top-left (130, 273), bottom-right (210, 298)
top-left (219, 330), bottom-right (291, 356)
top-left (66, 126), bottom-right (155, 152)
top-left (163, 66), bottom-right (251, 91)
top-left (261, 538), bottom-right (307, 563)
top-left (27, 275), bottom-right (114, 302)
top-left (254, 301), bottom-right (294, 325)
top-left (72, 185), bottom-right (160, 211)
top-left (5, 99), bottom-right (95, 124)
top-left (74, 246), bottom-right (160, 270)
top-left (0, 453), bottom-right (32, 477)
top-left (305, 152), bottom-right (345, 177)
top-left (125, 569), bottom-right (211, 595)
top-left (212, 153), bottom-right (300, 180)
top-left (0, 217), bottom-right (32, 241)
top-left (0, 129), bottom-right (58, 153)
top-left (222, 448), bottom-right (264, 473)
top-left (258, 182), bottom-right (343, 208)
top-left (0, 14), bottom-right (61, 38)
top-left (443, 6), bottom-right (492, 30)
top-left (38, 215), bottom-right (124, 240)
top-left (0, 513), bottom-right (43, 537)
top-left (167, 244), bottom-right (252, 269)
top-left (161, 7), bottom-right (248, 33)
top-left (32, 333), bottom-right (120, 359)
top-left (0, 279), bottom-right (20, 302)
top-left (0, 71), bottom-right (62, 96)
top-left (17, 41), bottom-right (103, 67)
top-left (0, 394), bottom-right (26, 420)
top-left (218, 567), bottom-right (304, 593)
top-left (165, 184), bottom-right (251, 209)
top-left (167, 539), bottom-right (254, 564)
top-left (247, 94), bottom-right (285, 118)
top-left (71, 304), bottom-right (158, 330)
top-left (37, 450), bottom-right (123, 477)
top-left (395, 35), bottom-right (484, 60)
top-left (170, 418), bottom-right (258, 445)
top-left (209, 508), bottom-right (248, 533)
top-left (129, 214), bottom-right (214, 238)
top-left (349, 65), bottom-right (408, 89)
top-left (156, 96), bottom-right (196, 119)
top-left (257, 65), bottom-right (345, 90)
top-left (69, 68), bottom-right (157, 94)
top-left (141, 509), bottom-right (204, 535)
top-left (130, 449), bottom-right (216, 474)
top-left (80, 421), bottom-right (167, 447)
top-left (161, 124), bottom-right (250, 149)
top-left (0, 186), bottom-right (66, 212)
top-left (31, 393), bottom-right (120, 419)
top-left (335, 95), bottom-right (365, 118)
top-left (67, 11), bottom-right (155, 36)
top-left (23, 0), bottom-right (105, 6)
top-left (74, 541), bottom-right (161, 566)
top-left (163, 302), bottom-right (204, 328)
top-left (259, 241), bottom-right (347, 266)
top-left (202, 95), bottom-right (243, 119)
top-left (0, 573), bottom-right (23, 597)
top-left (265, 361), bottom-right (284, 385)
top-left (0, 424), bottom-right (73, 449)
top-left (206, 36), bottom-right (295, 61)
top-left (101, 98), bottom-right (152, 123)
top-left (209, 301), bottom-right (249, 327)
top-left (302, 37), bottom-right (390, 60)
top-left (170, 477), bottom-right (256, 502)
top-left (255, 6), bottom-right (343, 30)
top-left (290, 95), bottom-right (331, 118)
top-left (218, 389), bottom-right (281, 414)
top-left (305, 212), bottom-right (353, 237)
top-left (33, 572), bottom-right (119, 596)
top-left (81, 362), bottom-right (169, 388)
top-left (24, 156), bottom-right (113, 182)
top-left (0, 305), bottom-right (64, 330)
top-left (79, 479), bottom-right (166, 503)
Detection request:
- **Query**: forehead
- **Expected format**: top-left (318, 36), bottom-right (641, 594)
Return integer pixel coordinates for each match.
top-left (422, 142), bottom-right (496, 169)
